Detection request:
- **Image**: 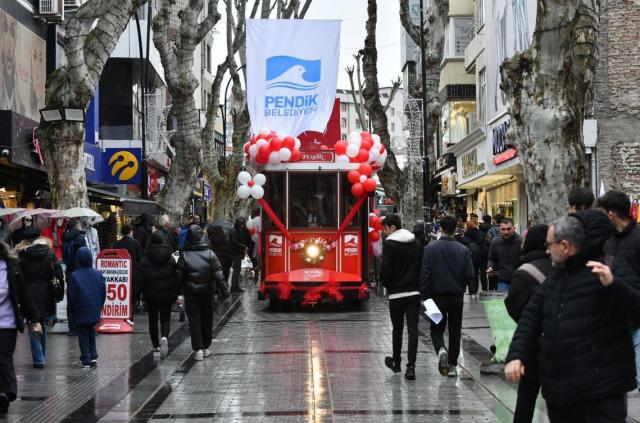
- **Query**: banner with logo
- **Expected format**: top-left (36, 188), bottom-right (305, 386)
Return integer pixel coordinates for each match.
top-left (103, 148), bottom-right (142, 184)
top-left (246, 19), bottom-right (341, 136)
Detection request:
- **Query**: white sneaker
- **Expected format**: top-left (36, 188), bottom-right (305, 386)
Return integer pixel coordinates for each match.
top-left (153, 347), bottom-right (161, 356)
top-left (160, 337), bottom-right (168, 355)
top-left (203, 348), bottom-right (212, 357)
top-left (448, 366), bottom-right (458, 377)
top-left (194, 349), bottom-right (204, 361)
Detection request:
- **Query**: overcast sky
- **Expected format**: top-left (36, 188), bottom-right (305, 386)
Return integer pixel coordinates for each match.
top-left (213, 0), bottom-right (401, 91)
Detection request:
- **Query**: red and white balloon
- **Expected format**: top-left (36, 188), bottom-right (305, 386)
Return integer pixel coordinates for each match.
top-left (237, 171), bottom-right (266, 200)
top-left (346, 163), bottom-right (378, 197)
top-left (243, 128), bottom-right (302, 166)
top-left (333, 131), bottom-right (388, 168)
top-left (368, 213), bottom-right (383, 243)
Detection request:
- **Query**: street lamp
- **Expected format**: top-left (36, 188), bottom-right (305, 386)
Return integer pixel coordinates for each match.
top-left (419, 0), bottom-right (432, 223)
top-left (39, 107), bottom-right (86, 123)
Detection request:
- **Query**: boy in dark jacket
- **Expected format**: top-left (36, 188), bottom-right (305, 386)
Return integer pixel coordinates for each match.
top-left (380, 214), bottom-right (423, 381)
top-left (419, 215), bottom-right (474, 377)
top-left (67, 247), bottom-right (106, 368)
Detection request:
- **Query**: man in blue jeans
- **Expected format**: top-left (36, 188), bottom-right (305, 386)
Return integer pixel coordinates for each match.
top-left (486, 218), bottom-right (522, 291)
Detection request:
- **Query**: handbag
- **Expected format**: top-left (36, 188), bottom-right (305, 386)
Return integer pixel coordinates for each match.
top-left (49, 256), bottom-right (64, 302)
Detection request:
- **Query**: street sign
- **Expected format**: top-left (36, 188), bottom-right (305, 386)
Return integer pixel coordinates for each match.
top-left (96, 249), bottom-right (133, 333)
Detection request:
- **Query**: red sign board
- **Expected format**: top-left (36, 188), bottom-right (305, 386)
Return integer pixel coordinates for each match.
top-left (300, 151), bottom-right (335, 162)
top-left (297, 99), bottom-right (341, 150)
top-left (493, 148), bottom-right (518, 165)
top-left (96, 249), bottom-right (133, 333)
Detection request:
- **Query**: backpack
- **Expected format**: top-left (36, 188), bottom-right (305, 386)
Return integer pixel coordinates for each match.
top-left (62, 238), bottom-right (76, 267)
top-left (465, 238), bottom-right (481, 265)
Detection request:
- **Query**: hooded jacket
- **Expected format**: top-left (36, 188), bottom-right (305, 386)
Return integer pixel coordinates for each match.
top-left (229, 218), bottom-right (249, 257)
top-left (380, 229), bottom-right (423, 298)
top-left (17, 238), bottom-right (64, 317)
top-left (134, 213), bottom-right (153, 250)
top-left (62, 226), bottom-right (87, 274)
top-left (507, 210), bottom-right (640, 405)
top-left (1, 254), bottom-right (40, 332)
top-left (139, 234), bottom-right (179, 303)
top-left (487, 233), bottom-right (523, 283)
top-left (176, 225), bottom-right (225, 296)
top-left (67, 247), bottom-right (106, 326)
top-left (419, 235), bottom-right (474, 297)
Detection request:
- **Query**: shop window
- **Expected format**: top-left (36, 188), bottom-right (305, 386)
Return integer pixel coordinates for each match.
top-left (479, 69), bottom-right (487, 127)
top-left (341, 117), bottom-right (347, 127)
top-left (441, 100), bottom-right (477, 146)
top-left (265, 172), bottom-right (285, 228)
top-left (444, 17), bottom-right (474, 59)
top-left (340, 103), bottom-right (347, 112)
top-left (340, 175), bottom-right (361, 228)
top-left (289, 173), bottom-right (337, 229)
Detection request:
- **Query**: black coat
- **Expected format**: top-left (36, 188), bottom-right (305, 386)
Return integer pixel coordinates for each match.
top-left (506, 254), bottom-right (640, 406)
top-left (229, 228), bottom-right (248, 258)
top-left (209, 232), bottom-right (231, 264)
top-left (460, 228), bottom-right (482, 266)
top-left (504, 250), bottom-right (553, 322)
top-left (62, 228), bottom-right (87, 274)
top-left (177, 238), bottom-right (224, 296)
top-left (156, 227), bottom-right (178, 252)
top-left (380, 229), bottom-right (423, 297)
top-left (487, 234), bottom-right (523, 283)
top-left (112, 236), bottom-right (144, 286)
top-left (2, 257), bottom-right (40, 332)
top-left (18, 242), bottom-right (64, 318)
top-left (419, 236), bottom-right (474, 297)
top-left (139, 243), bottom-right (179, 304)
top-left (134, 213), bottom-right (153, 250)
top-left (67, 248), bottom-right (106, 326)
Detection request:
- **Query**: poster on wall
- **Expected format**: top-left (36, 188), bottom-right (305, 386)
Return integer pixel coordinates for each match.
top-left (485, 0), bottom-right (536, 122)
top-left (0, 9), bottom-right (46, 122)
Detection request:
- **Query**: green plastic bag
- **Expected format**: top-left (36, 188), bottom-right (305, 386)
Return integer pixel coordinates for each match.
top-left (480, 292), bottom-right (517, 363)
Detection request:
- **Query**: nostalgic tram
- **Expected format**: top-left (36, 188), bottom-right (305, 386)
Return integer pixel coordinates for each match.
top-left (257, 150), bottom-right (372, 306)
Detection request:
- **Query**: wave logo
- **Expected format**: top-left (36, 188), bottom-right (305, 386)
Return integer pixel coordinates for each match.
top-left (108, 151), bottom-right (139, 182)
top-left (269, 234), bottom-right (283, 247)
top-left (266, 56), bottom-right (321, 91)
top-left (343, 235), bottom-right (359, 248)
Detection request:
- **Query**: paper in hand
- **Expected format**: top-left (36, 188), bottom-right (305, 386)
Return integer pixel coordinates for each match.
top-left (423, 299), bottom-right (443, 324)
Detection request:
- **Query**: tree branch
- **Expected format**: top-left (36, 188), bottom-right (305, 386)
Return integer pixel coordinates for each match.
top-left (399, 0), bottom-right (421, 45)
top-left (346, 66), bottom-right (367, 128)
top-left (382, 77), bottom-right (402, 114)
top-left (197, 0), bottom-right (222, 42)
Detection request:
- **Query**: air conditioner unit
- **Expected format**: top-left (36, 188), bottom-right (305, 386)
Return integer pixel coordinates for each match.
top-left (39, 0), bottom-right (59, 14)
top-left (37, 0), bottom-right (64, 21)
top-left (64, 0), bottom-right (81, 9)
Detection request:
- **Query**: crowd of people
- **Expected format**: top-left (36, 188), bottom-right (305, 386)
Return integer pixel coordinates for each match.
top-left (0, 212), bottom-right (257, 415)
top-left (381, 187), bottom-right (640, 422)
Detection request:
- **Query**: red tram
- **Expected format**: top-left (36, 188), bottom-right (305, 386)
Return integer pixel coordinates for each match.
top-left (256, 152), bottom-right (373, 306)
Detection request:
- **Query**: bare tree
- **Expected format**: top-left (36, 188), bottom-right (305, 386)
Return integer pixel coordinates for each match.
top-left (152, 0), bottom-right (223, 220)
top-left (501, 1), bottom-right (598, 223)
top-left (37, 0), bottom-right (147, 208)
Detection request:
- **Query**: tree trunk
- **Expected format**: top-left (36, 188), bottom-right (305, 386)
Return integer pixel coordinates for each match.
top-left (501, 0), bottom-right (598, 223)
top-left (38, 0), bottom-right (147, 209)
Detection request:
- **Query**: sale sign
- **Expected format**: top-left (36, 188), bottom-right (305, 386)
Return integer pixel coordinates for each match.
top-left (96, 249), bottom-right (133, 333)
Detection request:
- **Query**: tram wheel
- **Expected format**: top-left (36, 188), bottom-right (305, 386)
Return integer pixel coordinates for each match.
top-left (268, 299), bottom-right (281, 311)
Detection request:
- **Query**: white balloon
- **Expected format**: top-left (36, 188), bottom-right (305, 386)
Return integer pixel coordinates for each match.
top-left (251, 233), bottom-right (259, 243)
top-left (368, 149), bottom-right (380, 163)
top-left (278, 148), bottom-right (292, 162)
top-left (371, 141), bottom-right (382, 151)
top-left (250, 184), bottom-right (264, 199)
top-left (348, 135), bottom-right (361, 146)
top-left (294, 137), bottom-right (301, 149)
top-left (253, 216), bottom-right (262, 231)
top-left (248, 144), bottom-right (259, 157)
top-left (237, 171), bottom-right (252, 185)
top-left (346, 144), bottom-right (359, 158)
top-left (359, 175), bottom-right (367, 183)
top-left (349, 131), bottom-right (360, 139)
top-left (237, 184), bottom-right (251, 199)
top-left (259, 127), bottom-right (270, 136)
top-left (371, 134), bottom-right (381, 144)
top-left (256, 139), bottom-right (268, 149)
top-left (268, 152), bottom-right (281, 165)
top-left (336, 154), bottom-right (350, 164)
top-left (246, 218), bottom-right (254, 229)
top-left (253, 173), bottom-right (267, 186)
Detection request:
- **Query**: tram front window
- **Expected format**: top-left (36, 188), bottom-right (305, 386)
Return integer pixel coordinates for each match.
top-left (289, 173), bottom-right (337, 228)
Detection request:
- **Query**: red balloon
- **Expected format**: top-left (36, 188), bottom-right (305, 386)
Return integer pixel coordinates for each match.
top-left (374, 220), bottom-right (383, 231)
top-left (243, 142), bottom-right (251, 154)
top-left (363, 178), bottom-right (377, 192)
top-left (250, 136), bottom-right (257, 145)
top-left (249, 227), bottom-right (257, 235)
top-left (361, 131), bottom-right (371, 138)
top-left (369, 231), bottom-right (380, 242)
top-left (291, 148), bottom-right (302, 162)
top-left (357, 148), bottom-right (369, 162)
top-left (248, 180), bottom-right (256, 187)
top-left (361, 138), bottom-right (373, 150)
top-left (358, 163), bottom-right (373, 177)
top-left (349, 156), bottom-right (359, 163)
top-left (256, 154), bottom-right (269, 165)
top-left (334, 141), bottom-right (347, 155)
top-left (258, 144), bottom-right (270, 158)
top-left (271, 138), bottom-right (283, 151)
top-left (283, 136), bottom-right (296, 150)
top-left (347, 170), bottom-right (361, 184)
top-left (379, 144), bottom-right (386, 154)
top-left (351, 183), bottom-right (364, 197)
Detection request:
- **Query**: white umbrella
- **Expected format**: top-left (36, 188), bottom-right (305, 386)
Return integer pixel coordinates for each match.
top-left (9, 208), bottom-right (59, 229)
top-left (0, 208), bottom-right (26, 218)
top-left (54, 207), bottom-right (104, 223)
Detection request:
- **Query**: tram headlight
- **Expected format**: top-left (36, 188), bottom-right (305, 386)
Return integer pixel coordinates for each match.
top-left (305, 244), bottom-right (321, 259)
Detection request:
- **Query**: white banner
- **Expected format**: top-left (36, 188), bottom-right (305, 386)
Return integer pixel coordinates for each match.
top-left (485, 0), bottom-right (536, 122)
top-left (247, 19), bottom-right (341, 136)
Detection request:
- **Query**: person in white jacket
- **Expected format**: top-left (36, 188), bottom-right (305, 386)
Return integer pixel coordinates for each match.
top-left (82, 218), bottom-right (100, 266)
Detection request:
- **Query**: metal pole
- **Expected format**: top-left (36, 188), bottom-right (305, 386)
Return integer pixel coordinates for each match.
top-left (134, 13), bottom-right (149, 199)
top-left (419, 0), bottom-right (431, 222)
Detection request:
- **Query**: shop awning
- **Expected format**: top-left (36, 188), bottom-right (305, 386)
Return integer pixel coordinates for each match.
top-left (122, 198), bottom-right (161, 216)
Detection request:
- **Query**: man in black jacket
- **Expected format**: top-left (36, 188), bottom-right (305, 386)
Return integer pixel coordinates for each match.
top-left (380, 214), bottom-right (423, 381)
top-left (598, 190), bottom-right (640, 393)
top-left (505, 211), bottom-right (640, 422)
top-left (229, 218), bottom-right (249, 293)
top-left (487, 218), bottom-right (522, 291)
top-left (112, 225), bottom-right (145, 313)
top-left (419, 215), bottom-right (474, 377)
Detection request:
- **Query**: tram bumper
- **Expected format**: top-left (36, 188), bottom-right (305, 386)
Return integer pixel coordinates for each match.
top-left (259, 269), bottom-right (369, 303)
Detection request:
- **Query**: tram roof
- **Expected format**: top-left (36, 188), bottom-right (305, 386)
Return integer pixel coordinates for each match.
top-left (263, 162), bottom-right (362, 172)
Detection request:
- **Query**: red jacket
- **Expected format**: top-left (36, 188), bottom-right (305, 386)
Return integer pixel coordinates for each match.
top-left (42, 219), bottom-right (67, 260)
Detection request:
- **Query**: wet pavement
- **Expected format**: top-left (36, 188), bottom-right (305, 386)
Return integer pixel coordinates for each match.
top-left (2, 283), bottom-right (640, 422)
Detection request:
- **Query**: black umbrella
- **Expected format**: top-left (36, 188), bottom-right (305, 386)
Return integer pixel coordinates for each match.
top-left (210, 219), bottom-right (234, 235)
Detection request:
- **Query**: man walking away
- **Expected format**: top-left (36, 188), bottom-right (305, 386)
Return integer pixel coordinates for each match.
top-left (486, 218), bottom-right (522, 291)
top-left (419, 215), bottom-right (474, 377)
top-left (504, 224), bottom-right (553, 423)
top-left (62, 219), bottom-right (87, 336)
top-left (478, 215), bottom-right (493, 291)
top-left (598, 190), bottom-right (640, 393)
top-left (380, 214), bottom-right (423, 381)
top-left (134, 213), bottom-right (153, 251)
top-left (229, 218), bottom-right (249, 293)
top-left (505, 211), bottom-right (640, 422)
top-left (112, 225), bottom-right (144, 314)
top-left (568, 187), bottom-right (595, 213)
